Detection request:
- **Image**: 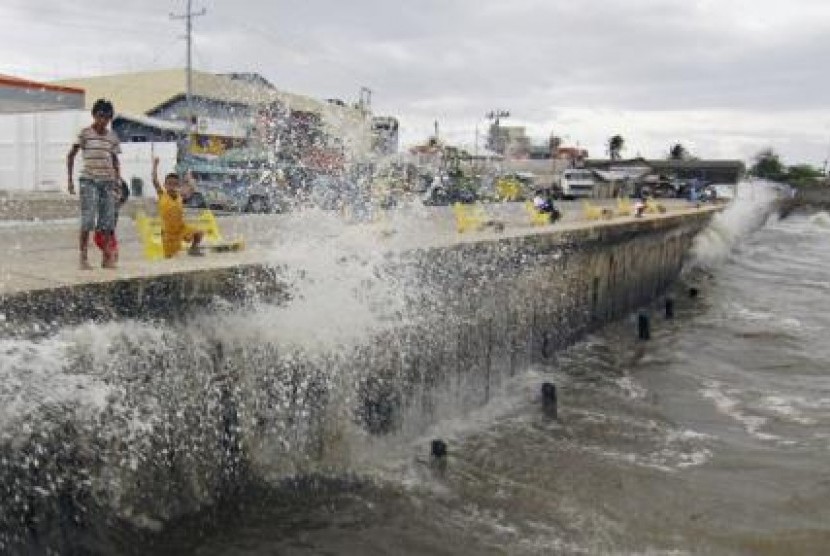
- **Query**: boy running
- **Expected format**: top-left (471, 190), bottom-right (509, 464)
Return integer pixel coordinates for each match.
top-left (152, 157), bottom-right (203, 257)
top-left (66, 99), bottom-right (120, 269)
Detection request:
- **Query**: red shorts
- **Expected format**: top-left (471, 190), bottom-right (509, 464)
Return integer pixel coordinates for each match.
top-left (93, 230), bottom-right (118, 253)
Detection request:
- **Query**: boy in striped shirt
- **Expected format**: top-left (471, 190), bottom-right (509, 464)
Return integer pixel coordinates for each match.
top-left (66, 99), bottom-right (121, 269)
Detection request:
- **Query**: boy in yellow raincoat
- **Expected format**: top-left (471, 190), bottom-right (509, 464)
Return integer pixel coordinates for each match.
top-left (152, 157), bottom-right (204, 257)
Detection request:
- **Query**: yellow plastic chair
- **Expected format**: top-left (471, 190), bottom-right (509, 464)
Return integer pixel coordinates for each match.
top-left (616, 197), bottom-right (633, 217)
top-left (134, 209), bottom-right (244, 260)
top-left (582, 201), bottom-right (603, 221)
top-left (644, 198), bottom-right (666, 214)
top-left (524, 201), bottom-right (550, 226)
top-left (452, 202), bottom-right (487, 233)
top-left (495, 178), bottom-right (523, 201)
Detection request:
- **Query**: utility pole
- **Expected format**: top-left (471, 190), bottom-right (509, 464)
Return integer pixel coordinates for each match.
top-left (486, 109), bottom-right (510, 154)
top-left (171, 0), bottom-right (206, 135)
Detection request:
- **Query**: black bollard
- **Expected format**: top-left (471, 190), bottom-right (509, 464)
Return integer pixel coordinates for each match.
top-left (665, 298), bottom-right (675, 319)
top-left (431, 439), bottom-right (448, 459)
top-left (541, 382), bottom-right (558, 419)
top-left (689, 287), bottom-right (699, 299)
top-left (638, 312), bottom-right (651, 340)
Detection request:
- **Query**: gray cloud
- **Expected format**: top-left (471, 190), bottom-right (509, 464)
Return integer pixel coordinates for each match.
top-left (1, 0), bottom-right (828, 164)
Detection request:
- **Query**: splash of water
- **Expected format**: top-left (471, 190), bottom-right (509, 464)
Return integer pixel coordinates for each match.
top-left (684, 179), bottom-right (783, 270)
top-left (808, 211), bottom-right (830, 229)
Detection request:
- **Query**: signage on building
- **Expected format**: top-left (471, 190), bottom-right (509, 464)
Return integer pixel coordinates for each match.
top-left (195, 116), bottom-right (251, 139)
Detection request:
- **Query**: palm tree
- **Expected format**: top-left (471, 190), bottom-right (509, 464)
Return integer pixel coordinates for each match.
top-left (608, 135), bottom-right (625, 160)
top-left (669, 143), bottom-right (688, 160)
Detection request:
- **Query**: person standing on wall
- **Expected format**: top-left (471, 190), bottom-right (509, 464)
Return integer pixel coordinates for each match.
top-left (66, 99), bottom-right (121, 269)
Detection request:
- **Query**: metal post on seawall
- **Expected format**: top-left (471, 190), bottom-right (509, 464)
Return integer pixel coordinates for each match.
top-left (431, 439), bottom-right (447, 458)
top-left (638, 311), bottom-right (651, 340)
top-left (430, 439), bottom-right (448, 472)
top-left (541, 382), bottom-right (557, 419)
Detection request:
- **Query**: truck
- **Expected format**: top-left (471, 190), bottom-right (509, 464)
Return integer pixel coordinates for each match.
top-left (556, 169), bottom-right (596, 200)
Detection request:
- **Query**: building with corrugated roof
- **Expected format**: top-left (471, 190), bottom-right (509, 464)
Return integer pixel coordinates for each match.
top-left (53, 68), bottom-right (373, 159)
top-left (585, 157), bottom-right (746, 184)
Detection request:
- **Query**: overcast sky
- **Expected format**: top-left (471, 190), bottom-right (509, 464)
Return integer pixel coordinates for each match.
top-left (2, 0), bottom-right (829, 165)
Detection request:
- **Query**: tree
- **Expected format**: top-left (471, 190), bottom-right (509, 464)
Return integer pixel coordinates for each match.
top-left (785, 164), bottom-right (824, 188)
top-left (750, 148), bottom-right (785, 181)
top-left (669, 143), bottom-right (688, 160)
top-left (608, 135), bottom-right (625, 160)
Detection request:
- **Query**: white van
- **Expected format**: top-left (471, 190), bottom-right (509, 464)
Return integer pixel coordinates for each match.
top-left (558, 169), bottom-right (596, 199)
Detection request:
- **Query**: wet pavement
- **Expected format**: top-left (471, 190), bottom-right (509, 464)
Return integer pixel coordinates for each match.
top-left (0, 199), bottom-right (709, 297)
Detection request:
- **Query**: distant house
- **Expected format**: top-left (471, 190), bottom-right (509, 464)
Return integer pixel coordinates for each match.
top-left (585, 157), bottom-right (746, 184)
top-left (371, 116), bottom-right (399, 155)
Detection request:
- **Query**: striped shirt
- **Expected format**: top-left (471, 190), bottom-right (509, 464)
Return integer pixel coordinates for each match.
top-left (75, 127), bottom-right (121, 181)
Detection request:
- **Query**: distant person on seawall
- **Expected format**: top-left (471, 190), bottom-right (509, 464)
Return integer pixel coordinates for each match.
top-left (533, 189), bottom-right (561, 223)
top-left (66, 98), bottom-right (121, 269)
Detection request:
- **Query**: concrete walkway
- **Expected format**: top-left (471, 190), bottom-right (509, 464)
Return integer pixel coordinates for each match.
top-left (0, 199), bottom-right (711, 298)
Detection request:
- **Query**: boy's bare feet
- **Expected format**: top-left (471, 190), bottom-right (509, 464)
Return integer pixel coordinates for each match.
top-left (79, 259), bottom-right (93, 270)
top-left (187, 246), bottom-right (205, 256)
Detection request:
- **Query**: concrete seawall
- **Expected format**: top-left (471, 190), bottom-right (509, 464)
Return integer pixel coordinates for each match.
top-left (780, 185), bottom-right (830, 216)
top-left (0, 206), bottom-right (716, 550)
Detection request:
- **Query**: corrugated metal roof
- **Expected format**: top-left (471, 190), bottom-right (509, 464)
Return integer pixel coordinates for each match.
top-left (52, 68), bottom-right (329, 116)
top-left (113, 112), bottom-right (186, 132)
top-left (0, 73), bottom-right (84, 95)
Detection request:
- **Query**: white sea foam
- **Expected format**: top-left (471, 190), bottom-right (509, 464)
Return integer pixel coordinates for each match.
top-left (727, 303), bottom-right (805, 330)
top-left (808, 211), bottom-right (830, 228)
top-left (614, 375), bottom-right (648, 400)
top-left (762, 396), bottom-right (819, 425)
top-left (700, 381), bottom-right (778, 441)
top-left (0, 336), bottom-right (113, 434)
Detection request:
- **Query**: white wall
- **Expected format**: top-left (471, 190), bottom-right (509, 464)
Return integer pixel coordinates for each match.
top-left (120, 142), bottom-right (177, 200)
top-left (0, 110), bottom-right (86, 191)
top-left (0, 110), bottom-right (176, 197)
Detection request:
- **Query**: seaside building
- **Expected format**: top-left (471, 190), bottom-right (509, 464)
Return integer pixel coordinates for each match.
top-left (487, 125), bottom-right (531, 158)
top-left (370, 116), bottom-right (400, 155)
top-left (585, 157), bottom-right (746, 184)
top-left (0, 74), bottom-right (84, 114)
top-left (52, 69), bottom-right (378, 161)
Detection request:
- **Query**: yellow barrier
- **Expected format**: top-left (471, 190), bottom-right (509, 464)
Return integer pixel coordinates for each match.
top-left (644, 198), bottom-right (666, 214)
top-left (582, 201), bottom-right (615, 221)
top-left (616, 197), bottom-right (633, 216)
top-left (582, 201), bottom-right (603, 221)
top-left (452, 202), bottom-right (488, 233)
top-left (495, 178), bottom-right (523, 201)
top-left (524, 201), bottom-right (550, 226)
top-left (135, 209), bottom-right (244, 260)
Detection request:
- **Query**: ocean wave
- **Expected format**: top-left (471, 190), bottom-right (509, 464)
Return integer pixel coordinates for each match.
top-left (700, 381), bottom-right (778, 441)
top-left (684, 180), bottom-right (781, 271)
top-left (808, 211), bottom-right (830, 228)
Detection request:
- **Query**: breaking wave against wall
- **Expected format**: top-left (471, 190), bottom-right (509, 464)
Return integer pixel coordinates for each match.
top-left (0, 208), bottom-right (713, 552)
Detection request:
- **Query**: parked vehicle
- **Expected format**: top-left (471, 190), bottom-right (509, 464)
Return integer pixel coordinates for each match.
top-left (183, 163), bottom-right (289, 213)
top-left (557, 169), bottom-right (596, 199)
top-left (421, 175), bottom-right (477, 205)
